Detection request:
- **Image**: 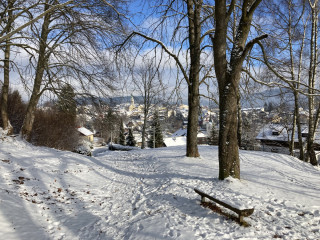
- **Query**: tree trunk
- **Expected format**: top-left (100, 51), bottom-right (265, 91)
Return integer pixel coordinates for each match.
top-left (185, 0), bottom-right (202, 157)
top-left (237, 94), bottom-right (242, 147)
top-left (186, 83), bottom-right (200, 157)
top-left (1, 39), bottom-right (13, 135)
top-left (213, 0), bottom-right (263, 179)
top-left (141, 107), bottom-right (148, 149)
top-left (310, 103), bottom-right (320, 166)
top-left (293, 91), bottom-right (304, 160)
top-left (1, 0), bottom-right (14, 135)
top-left (21, 2), bottom-right (51, 141)
top-left (306, 4), bottom-right (318, 164)
top-left (290, 112), bottom-right (296, 156)
top-left (218, 78), bottom-right (240, 179)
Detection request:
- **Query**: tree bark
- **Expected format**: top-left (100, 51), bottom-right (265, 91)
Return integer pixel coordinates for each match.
top-left (237, 94), bottom-right (242, 147)
top-left (185, 0), bottom-right (202, 157)
top-left (213, 0), bottom-right (264, 179)
top-left (289, 111), bottom-right (296, 156)
top-left (1, 0), bottom-right (14, 135)
top-left (186, 82), bottom-right (200, 157)
top-left (306, 3), bottom-right (318, 165)
top-left (141, 101), bottom-right (148, 149)
top-left (21, 1), bottom-right (51, 141)
top-left (218, 77), bottom-right (240, 179)
top-left (1, 39), bottom-right (13, 135)
top-left (293, 91), bottom-right (304, 160)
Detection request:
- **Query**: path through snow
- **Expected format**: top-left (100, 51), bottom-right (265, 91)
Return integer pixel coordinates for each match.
top-left (0, 135), bottom-right (319, 239)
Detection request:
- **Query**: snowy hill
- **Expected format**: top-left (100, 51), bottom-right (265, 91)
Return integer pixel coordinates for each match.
top-left (0, 133), bottom-right (319, 239)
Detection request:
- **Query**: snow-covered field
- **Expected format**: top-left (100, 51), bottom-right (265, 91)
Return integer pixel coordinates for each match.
top-left (0, 133), bottom-right (319, 240)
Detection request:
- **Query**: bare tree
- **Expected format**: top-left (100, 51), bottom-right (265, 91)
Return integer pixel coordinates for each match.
top-left (0, 0), bottom-right (73, 43)
top-left (20, 0), bottom-right (127, 140)
top-left (131, 57), bottom-right (165, 149)
top-left (253, 0), bottom-right (307, 160)
top-left (306, 0), bottom-right (319, 166)
top-left (212, 0), bottom-right (267, 179)
top-left (0, 0), bottom-right (15, 134)
top-left (0, 0), bottom-right (44, 134)
top-left (121, 0), bottom-right (215, 157)
top-left (256, 0), bottom-right (320, 166)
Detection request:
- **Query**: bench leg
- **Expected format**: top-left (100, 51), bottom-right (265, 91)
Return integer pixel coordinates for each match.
top-left (201, 196), bottom-right (206, 203)
top-left (239, 215), bottom-right (243, 224)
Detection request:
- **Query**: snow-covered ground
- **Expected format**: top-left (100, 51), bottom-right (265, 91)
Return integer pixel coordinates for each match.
top-left (0, 133), bottom-right (319, 239)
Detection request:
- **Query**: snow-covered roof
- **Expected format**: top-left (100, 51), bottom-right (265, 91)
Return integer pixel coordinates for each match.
top-left (171, 128), bottom-right (187, 137)
top-left (164, 136), bottom-right (186, 147)
top-left (256, 124), bottom-right (310, 143)
top-left (77, 127), bottom-right (94, 136)
top-left (171, 128), bottom-right (208, 138)
top-left (197, 132), bottom-right (207, 138)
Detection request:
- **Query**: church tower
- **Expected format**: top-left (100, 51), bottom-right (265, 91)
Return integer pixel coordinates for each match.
top-left (129, 95), bottom-right (135, 111)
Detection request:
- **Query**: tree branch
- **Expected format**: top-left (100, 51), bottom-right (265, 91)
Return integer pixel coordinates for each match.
top-left (242, 34), bottom-right (268, 60)
top-left (120, 31), bottom-right (190, 86)
top-left (0, 0), bottom-right (74, 43)
top-left (226, 0), bottom-right (236, 22)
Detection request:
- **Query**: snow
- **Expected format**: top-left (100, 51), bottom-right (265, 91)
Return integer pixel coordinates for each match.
top-left (0, 133), bottom-right (320, 239)
top-left (77, 127), bottom-right (94, 136)
top-left (171, 128), bottom-right (187, 137)
top-left (164, 136), bottom-right (186, 147)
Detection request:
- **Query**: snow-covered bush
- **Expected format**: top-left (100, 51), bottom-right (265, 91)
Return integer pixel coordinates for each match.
top-left (74, 140), bottom-right (93, 156)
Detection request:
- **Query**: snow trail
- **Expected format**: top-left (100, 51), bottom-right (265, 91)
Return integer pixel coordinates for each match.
top-left (0, 136), bottom-right (319, 239)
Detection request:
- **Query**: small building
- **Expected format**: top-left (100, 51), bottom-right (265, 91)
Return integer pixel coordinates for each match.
top-left (77, 127), bottom-right (94, 142)
top-left (167, 128), bottom-right (209, 145)
top-left (164, 136), bottom-right (187, 147)
top-left (255, 124), bottom-right (320, 153)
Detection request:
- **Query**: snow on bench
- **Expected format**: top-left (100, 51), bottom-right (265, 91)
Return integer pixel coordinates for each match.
top-left (108, 144), bottom-right (137, 151)
top-left (194, 188), bottom-right (254, 224)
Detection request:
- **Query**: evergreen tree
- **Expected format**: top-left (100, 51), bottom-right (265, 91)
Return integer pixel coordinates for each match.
top-left (208, 123), bottom-right (218, 145)
top-left (126, 128), bottom-right (136, 146)
top-left (119, 118), bottom-right (125, 145)
top-left (56, 84), bottom-right (77, 116)
top-left (148, 110), bottom-right (164, 148)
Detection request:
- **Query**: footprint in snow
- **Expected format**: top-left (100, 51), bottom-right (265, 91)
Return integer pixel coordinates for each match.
top-left (138, 223), bottom-right (144, 231)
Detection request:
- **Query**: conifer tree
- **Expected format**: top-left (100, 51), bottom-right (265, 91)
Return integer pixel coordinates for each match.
top-left (208, 123), bottom-right (218, 145)
top-left (148, 111), bottom-right (164, 148)
top-left (126, 128), bottom-right (136, 146)
top-left (56, 84), bottom-right (77, 116)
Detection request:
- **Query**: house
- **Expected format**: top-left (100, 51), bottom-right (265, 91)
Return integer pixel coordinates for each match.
top-left (164, 128), bottom-right (209, 146)
top-left (164, 136), bottom-right (187, 147)
top-left (255, 123), bottom-right (320, 153)
top-left (77, 127), bottom-right (94, 142)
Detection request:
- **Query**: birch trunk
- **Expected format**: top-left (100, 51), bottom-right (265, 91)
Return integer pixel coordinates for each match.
top-left (306, 2), bottom-right (318, 165)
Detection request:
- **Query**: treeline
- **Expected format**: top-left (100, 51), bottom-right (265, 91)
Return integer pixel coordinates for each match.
top-left (0, 0), bottom-right (127, 144)
top-left (0, 86), bottom-right (78, 151)
top-left (1, 1), bottom-right (320, 182)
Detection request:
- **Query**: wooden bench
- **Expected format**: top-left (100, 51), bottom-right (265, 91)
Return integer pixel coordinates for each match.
top-left (194, 188), bottom-right (254, 224)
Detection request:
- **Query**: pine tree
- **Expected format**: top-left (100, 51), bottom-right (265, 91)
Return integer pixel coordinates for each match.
top-left (208, 123), bottom-right (218, 145)
top-left (56, 84), bottom-right (77, 116)
top-left (119, 118), bottom-right (125, 145)
top-left (148, 110), bottom-right (164, 148)
top-left (126, 128), bottom-right (136, 146)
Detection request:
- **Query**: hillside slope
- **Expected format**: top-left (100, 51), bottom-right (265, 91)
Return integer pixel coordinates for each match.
top-left (0, 133), bottom-right (319, 239)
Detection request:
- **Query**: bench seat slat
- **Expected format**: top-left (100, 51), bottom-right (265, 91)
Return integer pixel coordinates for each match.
top-left (194, 188), bottom-right (254, 221)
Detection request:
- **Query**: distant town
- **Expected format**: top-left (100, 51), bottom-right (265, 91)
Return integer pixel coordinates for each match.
top-left (75, 96), bottom-right (319, 158)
